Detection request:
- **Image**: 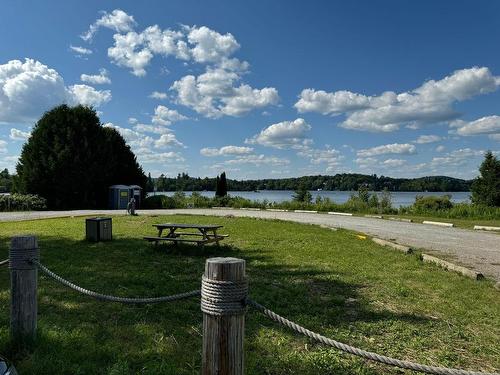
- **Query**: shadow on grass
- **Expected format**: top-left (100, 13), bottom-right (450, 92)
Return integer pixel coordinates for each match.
top-left (0, 234), bottom-right (431, 374)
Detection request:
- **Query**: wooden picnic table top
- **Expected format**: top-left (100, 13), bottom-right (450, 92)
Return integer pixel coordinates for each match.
top-left (153, 223), bottom-right (223, 230)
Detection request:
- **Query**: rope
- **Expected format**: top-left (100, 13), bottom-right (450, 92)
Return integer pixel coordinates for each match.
top-left (33, 259), bottom-right (200, 304)
top-left (247, 299), bottom-right (498, 375)
top-left (0, 259), bottom-right (8, 266)
top-left (201, 276), bottom-right (248, 316)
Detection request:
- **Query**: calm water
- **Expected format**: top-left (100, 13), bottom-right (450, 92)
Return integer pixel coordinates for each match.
top-left (149, 190), bottom-right (471, 207)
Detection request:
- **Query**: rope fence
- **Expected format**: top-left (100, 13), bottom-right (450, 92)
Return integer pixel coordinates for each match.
top-left (246, 299), bottom-right (498, 375)
top-left (33, 259), bottom-right (200, 304)
top-left (0, 259), bottom-right (8, 266)
top-left (5, 236), bottom-right (499, 375)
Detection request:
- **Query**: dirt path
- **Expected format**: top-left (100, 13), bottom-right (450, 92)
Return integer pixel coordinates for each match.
top-left (1, 208), bottom-right (499, 281)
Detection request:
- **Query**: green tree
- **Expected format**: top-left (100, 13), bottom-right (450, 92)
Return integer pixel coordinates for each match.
top-left (215, 172), bottom-right (228, 197)
top-left (16, 105), bottom-right (146, 209)
top-left (293, 182), bottom-right (312, 203)
top-left (146, 173), bottom-right (155, 192)
top-left (471, 151), bottom-right (500, 207)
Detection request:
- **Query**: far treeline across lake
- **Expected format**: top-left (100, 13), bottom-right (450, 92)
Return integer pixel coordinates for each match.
top-left (151, 173), bottom-right (472, 193)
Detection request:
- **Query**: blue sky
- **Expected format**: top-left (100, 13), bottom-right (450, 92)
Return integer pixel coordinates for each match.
top-left (0, 0), bottom-right (499, 179)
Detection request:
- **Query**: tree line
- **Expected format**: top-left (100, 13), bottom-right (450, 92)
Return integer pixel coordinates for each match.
top-left (150, 173), bottom-right (472, 192)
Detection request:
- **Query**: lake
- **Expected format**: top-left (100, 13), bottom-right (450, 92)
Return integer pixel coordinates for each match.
top-left (148, 190), bottom-right (471, 207)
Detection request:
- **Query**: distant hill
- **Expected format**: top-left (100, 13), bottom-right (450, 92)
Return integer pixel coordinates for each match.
top-left (153, 173), bottom-right (472, 192)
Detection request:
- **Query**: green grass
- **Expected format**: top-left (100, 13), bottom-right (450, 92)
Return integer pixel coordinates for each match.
top-left (0, 215), bottom-right (498, 374)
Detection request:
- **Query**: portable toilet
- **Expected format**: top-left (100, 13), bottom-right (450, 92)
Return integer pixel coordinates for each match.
top-left (109, 185), bottom-right (143, 209)
top-left (109, 185), bottom-right (131, 209)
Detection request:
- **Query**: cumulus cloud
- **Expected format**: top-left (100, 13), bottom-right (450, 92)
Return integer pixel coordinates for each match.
top-left (81, 9), bottom-right (137, 42)
top-left (171, 68), bottom-right (278, 118)
top-left (225, 154), bottom-right (289, 166)
top-left (9, 128), bottom-right (31, 141)
top-left (67, 84), bottom-right (111, 107)
top-left (133, 124), bottom-right (171, 134)
top-left (103, 123), bottom-right (153, 148)
top-left (382, 158), bottom-right (407, 167)
top-left (296, 146), bottom-right (343, 168)
top-left (152, 105), bottom-right (187, 126)
top-left (415, 135), bottom-right (442, 144)
top-left (186, 26), bottom-right (240, 63)
top-left (200, 145), bottom-right (253, 157)
top-left (450, 115), bottom-right (500, 136)
top-left (246, 118), bottom-right (312, 149)
top-left (0, 59), bottom-right (111, 124)
top-left (69, 45), bottom-right (92, 55)
top-left (357, 143), bottom-right (417, 157)
top-left (154, 133), bottom-right (185, 148)
top-left (436, 145), bottom-right (446, 152)
top-left (137, 150), bottom-right (185, 164)
top-left (295, 67), bottom-right (500, 132)
top-left (0, 140), bottom-right (7, 154)
top-left (80, 69), bottom-right (111, 85)
top-left (149, 91), bottom-right (168, 99)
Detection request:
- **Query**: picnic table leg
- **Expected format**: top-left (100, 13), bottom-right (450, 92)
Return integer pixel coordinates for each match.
top-left (155, 228), bottom-right (163, 246)
top-left (213, 229), bottom-right (220, 246)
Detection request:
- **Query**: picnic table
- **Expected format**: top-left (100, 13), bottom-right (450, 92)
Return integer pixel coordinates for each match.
top-left (144, 223), bottom-right (228, 247)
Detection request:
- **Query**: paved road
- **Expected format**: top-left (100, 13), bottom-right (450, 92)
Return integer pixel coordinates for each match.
top-left (1, 208), bottom-right (499, 281)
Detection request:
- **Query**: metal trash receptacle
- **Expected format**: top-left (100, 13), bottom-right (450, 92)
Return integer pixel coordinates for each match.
top-left (85, 217), bottom-right (112, 242)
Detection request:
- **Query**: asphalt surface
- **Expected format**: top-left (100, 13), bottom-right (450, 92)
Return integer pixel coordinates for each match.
top-left (1, 208), bottom-right (499, 281)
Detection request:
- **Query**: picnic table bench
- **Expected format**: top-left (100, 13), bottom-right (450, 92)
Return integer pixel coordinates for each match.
top-left (144, 223), bottom-right (228, 247)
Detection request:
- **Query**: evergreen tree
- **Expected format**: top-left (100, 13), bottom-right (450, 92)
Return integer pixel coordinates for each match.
top-left (293, 182), bottom-right (312, 203)
top-left (16, 105), bottom-right (146, 209)
top-left (146, 173), bottom-right (155, 192)
top-left (471, 151), bottom-right (500, 207)
top-left (219, 172), bottom-right (228, 196)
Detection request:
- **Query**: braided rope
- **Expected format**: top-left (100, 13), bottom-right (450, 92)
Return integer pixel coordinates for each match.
top-left (247, 299), bottom-right (498, 375)
top-left (0, 259), bottom-right (8, 266)
top-left (33, 259), bottom-right (200, 304)
top-left (201, 275), bottom-right (248, 316)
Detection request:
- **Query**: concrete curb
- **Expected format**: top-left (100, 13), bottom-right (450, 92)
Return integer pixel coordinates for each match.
top-left (328, 212), bottom-right (353, 216)
top-left (365, 215), bottom-right (383, 219)
top-left (239, 208), bottom-right (261, 211)
top-left (388, 217), bottom-right (412, 222)
top-left (294, 210), bottom-right (318, 213)
top-left (474, 225), bottom-right (500, 231)
top-left (266, 209), bottom-right (287, 212)
top-left (421, 253), bottom-right (483, 280)
top-left (371, 237), bottom-right (412, 254)
top-left (423, 220), bottom-right (454, 228)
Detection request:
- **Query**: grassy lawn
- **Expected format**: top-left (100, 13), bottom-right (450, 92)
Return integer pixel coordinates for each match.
top-left (0, 215), bottom-right (498, 375)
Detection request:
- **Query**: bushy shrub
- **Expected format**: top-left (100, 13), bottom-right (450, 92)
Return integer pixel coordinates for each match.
top-left (0, 194), bottom-right (47, 211)
top-left (412, 195), bottom-right (453, 212)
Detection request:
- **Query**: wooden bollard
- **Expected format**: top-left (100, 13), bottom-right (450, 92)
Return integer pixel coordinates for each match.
top-left (10, 235), bottom-right (39, 349)
top-left (202, 257), bottom-right (247, 375)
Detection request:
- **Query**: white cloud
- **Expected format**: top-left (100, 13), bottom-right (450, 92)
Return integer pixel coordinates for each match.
top-left (9, 128), bottom-right (31, 141)
top-left (171, 68), bottom-right (278, 118)
top-left (154, 133), bottom-right (184, 148)
top-left (80, 69), bottom-right (111, 85)
top-left (246, 118), bottom-right (311, 148)
top-left (107, 31), bottom-right (153, 76)
top-left (295, 67), bottom-right (500, 132)
top-left (450, 115), bottom-right (500, 136)
top-left (103, 123), bottom-right (153, 148)
top-left (149, 91), bottom-right (168, 100)
top-left (128, 117), bottom-right (138, 124)
top-left (133, 124), bottom-right (171, 134)
top-left (138, 150), bottom-right (185, 164)
top-left (357, 143), bottom-right (417, 157)
top-left (0, 140), bottom-right (7, 154)
top-left (81, 9), bottom-right (137, 42)
top-left (67, 84), bottom-right (111, 107)
top-left (69, 45), bottom-right (92, 55)
top-left (224, 154), bottom-right (289, 166)
top-left (382, 158), bottom-right (407, 167)
top-left (0, 59), bottom-right (111, 124)
top-left (296, 146), bottom-right (343, 167)
top-left (152, 105), bottom-right (187, 126)
top-left (200, 145), bottom-right (253, 157)
top-left (415, 135), bottom-right (442, 144)
top-left (435, 145), bottom-right (446, 152)
top-left (186, 26), bottom-right (240, 63)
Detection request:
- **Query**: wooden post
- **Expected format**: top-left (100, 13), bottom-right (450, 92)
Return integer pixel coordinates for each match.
top-left (202, 257), bottom-right (246, 375)
top-left (10, 235), bottom-right (39, 350)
